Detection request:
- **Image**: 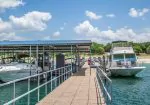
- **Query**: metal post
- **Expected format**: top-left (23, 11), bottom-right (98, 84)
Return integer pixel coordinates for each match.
top-left (71, 45), bottom-right (73, 75)
top-left (13, 82), bottom-right (15, 105)
top-left (90, 46), bottom-right (91, 76)
top-left (51, 70), bottom-right (52, 91)
top-left (28, 78), bottom-right (30, 105)
top-left (13, 47), bottom-right (15, 62)
top-left (77, 48), bottom-right (80, 71)
top-left (63, 68), bottom-right (65, 81)
top-left (53, 49), bottom-right (55, 69)
top-left (4, 50), bottom-right (5, 63)
top-left (45, 73), bottom-right (47, 95)
top-left (36, 45), bottom-right (40, 102)
top-left (43, 46), bottom-right (45, 72)
top-left (124, 51), bottom-right (126, 65)
top-left (66, 67), bottom-right (68, 79)
top-left (55, 68), bottom-right (57, 87)
top-left (30, 46), bottom-right (31, 76)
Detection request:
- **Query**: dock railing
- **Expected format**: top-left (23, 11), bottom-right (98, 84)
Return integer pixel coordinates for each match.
top-left (0, 65), bottom-right (72, 105)
top-left (93, 59), bottom-right (112, 105)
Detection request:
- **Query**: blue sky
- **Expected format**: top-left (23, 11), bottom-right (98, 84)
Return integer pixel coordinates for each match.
top-left (0, 0), bottom-right (150, 43)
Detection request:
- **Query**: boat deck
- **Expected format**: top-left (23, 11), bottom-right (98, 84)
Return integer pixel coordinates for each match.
top-left (36, 63), bottom-right (105, 105)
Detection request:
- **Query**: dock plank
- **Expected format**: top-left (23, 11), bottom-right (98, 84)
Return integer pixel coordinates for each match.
top-left (36, 63), bottom-right (105, 105)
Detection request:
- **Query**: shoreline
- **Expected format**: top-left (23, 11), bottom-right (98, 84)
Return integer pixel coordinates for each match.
top-left (138, 59), bottom-right (150, 63)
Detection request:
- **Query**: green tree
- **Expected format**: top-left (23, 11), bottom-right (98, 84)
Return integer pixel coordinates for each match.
top-left (133, 45), bottom-right (142, 55)
top-left (91, 42), bottom-right (104, 54)
top-left (146, 45), bottom-right (150, 54)
top-left (104, 43), bottom-right (111, 52)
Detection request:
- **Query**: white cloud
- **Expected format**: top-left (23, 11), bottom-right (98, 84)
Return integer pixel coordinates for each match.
top-left (0, 0), bottom-right (24, 12)
top-left (129, 8), bottom-right (149, 17)
top-left (0, 11), bottom-right (52, 40)
top-left (52, 31), bottom-right (60, 37)
top-left (0, 32), bottom-right (23, 40)
top-left (106, 14), bottom-right (116, 18)
top-left (74, 20), bottom-right (150, 43)
top-left (9, 11), bottom-right (52, 31)
top-left (74, 20), bottom-right (100, 36)
top-left (43, 36), bottom-right (51, 40)
top-left (0, 18), bottom-right (12, 32)
top-left (85, 10), bottom-right (102, 20)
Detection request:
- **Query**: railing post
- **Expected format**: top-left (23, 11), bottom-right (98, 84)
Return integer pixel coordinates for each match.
top-left (51, 70), bottom-right (52, 91)
top-left (66, 67), bottom-right (68, 79)
top-left (45, 73), bottom-right (47, 95)
top-left (64, 68), bottom-right (65, 81)
top-left (71, 45), bottom-right (73, 75)
top-left (29, 46), bottom-right (32, 76)
top-left (90, 46), bottom-right (91, 76)
top-left (38, 74), bottom-right (40, 102)
top-left (55, 69), bottom-right (57, 87)
top-left (69, 66), bottom-right (71, 77)
top-left (28, 78), bottom-right (30, 105)
top-left (59, 68), bottom-right (60, 85)
top-left (13, 82), bottom-right (16, 105)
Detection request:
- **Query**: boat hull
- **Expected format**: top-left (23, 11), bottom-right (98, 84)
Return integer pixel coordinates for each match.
top-left (110, 67), bottom-right (145, 76)
top-left (0, 69), bottom-right (41, 82)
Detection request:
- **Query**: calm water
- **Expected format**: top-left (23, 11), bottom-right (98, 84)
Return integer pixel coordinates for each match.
top-left (0, 78), bottom-right (58, 105)
top-left (112, 63), bottom-right (150, 105)
top-left (1, 64), bottom-right (150, 105)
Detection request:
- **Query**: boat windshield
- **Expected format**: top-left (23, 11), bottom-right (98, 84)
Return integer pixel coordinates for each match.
top-left (113, 54), bottom-right (136, 61)
top-left (113, 54), bottom-right (124, 61)
top-left (125, 54), bottom-right (136, 61)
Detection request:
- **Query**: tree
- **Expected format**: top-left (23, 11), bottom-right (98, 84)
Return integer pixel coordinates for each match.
top-left (146, 45), bottom-right (150, 54)
top-left (133, 45), bottom-right (142, 55)
top-left (104, 43), bottom-right (111, 52)
top-left (91, 42), bottom-right (105, 54)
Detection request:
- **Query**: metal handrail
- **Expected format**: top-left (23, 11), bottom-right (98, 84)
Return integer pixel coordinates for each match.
top-left (0, 65), bottom-right (70, 87)
top-left (0, 65), bottom-right (72, 105)
top-left (96, 67), bottom-right (112, 100)
top-left (94, 60), bottom-right (112, 104)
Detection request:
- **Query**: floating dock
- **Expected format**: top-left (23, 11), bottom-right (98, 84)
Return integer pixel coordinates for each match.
top-left (37, 62), bottom-right (105, 105)
top-left (0, 40), bottom-right (111, 105)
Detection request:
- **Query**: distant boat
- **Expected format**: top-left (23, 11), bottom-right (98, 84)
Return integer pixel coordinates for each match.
top-left (0, 61), bottom-right (42, 82)
top-left (108, 41), bottom-right (146, 76)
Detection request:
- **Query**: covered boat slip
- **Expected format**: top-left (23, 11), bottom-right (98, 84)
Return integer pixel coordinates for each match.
top-left (0, 40), bottom-right (95, 105)
top-left (0, 40), bottom-right (91, 72)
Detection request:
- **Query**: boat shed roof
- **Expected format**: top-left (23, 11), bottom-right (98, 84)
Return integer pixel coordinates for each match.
top-left (0, 40), bottom-right (92, 52)
top-left (0, 40), bottom-right (91, 46)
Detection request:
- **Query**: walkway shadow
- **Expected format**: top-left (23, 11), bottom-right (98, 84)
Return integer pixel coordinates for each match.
top-left (72, 67), bottom-right (87, 76)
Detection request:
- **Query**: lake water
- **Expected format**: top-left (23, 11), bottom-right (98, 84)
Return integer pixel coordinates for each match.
top-left (0, 64), bottom-right (150, 105)
top-left (112, 63), bottom-right (150, 105)
top-left (0, 77), bottom-right (59, 105)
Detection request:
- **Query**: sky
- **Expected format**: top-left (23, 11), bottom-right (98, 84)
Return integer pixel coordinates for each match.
top-left (0, 0), bottom-right (150, 43)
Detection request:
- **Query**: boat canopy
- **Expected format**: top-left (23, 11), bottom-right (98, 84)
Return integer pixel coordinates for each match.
top-left (0, 40), bottom-right (92, 52)
top-left (111, 47), bottom-right (134, 54)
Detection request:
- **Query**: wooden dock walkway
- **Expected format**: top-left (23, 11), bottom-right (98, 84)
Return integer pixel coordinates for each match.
top-left (36, 63), bottom-right (105, 105)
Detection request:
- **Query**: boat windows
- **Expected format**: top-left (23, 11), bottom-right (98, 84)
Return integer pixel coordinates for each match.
top-left (125, 54), bottom-right (136, 61)
top-left (113, 54), bottom-right (124, 61)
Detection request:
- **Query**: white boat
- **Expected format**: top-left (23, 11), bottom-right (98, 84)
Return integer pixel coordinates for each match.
top-left (0, 61), bottom-right (42, 82)
top-left (109, 41), bottom-right (146, 76)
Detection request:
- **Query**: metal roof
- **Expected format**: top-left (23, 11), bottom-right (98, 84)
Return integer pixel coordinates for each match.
top-left (0, 40), bottom-right (92, 46)
top-left (111, 47), bottom-right (134, 54)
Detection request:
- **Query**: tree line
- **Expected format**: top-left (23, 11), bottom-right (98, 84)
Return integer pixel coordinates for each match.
top-left (91, 42), bottom-right (150, 55)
